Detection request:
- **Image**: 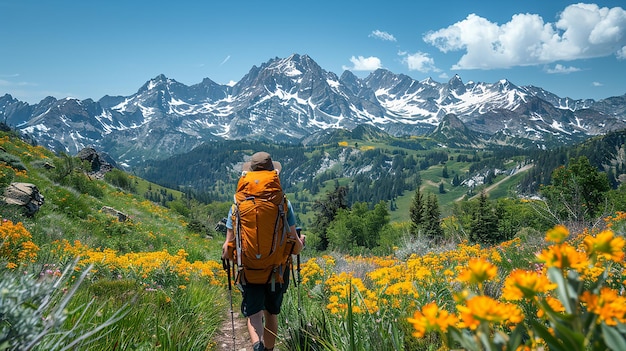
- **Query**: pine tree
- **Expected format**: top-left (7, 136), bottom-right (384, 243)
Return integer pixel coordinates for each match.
top-left (409, 187), bottom-right (424, 237)
top-left (469, 191), bottom-right (500, 245)
top-left (452, 174), bottom-right (461, 186)
top-left (424, 194), bottom-right (443, 240)
top-left (312, 186), bottom-right (349, 250)
top-left (364, 201), bottom-right (389, 248)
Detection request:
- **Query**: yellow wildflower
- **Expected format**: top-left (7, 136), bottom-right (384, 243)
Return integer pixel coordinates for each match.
top-left (384, 281), bottom-right (419, 299)
top-left (537, 243), bottom-right (589, 272)
top-left (457, 258), bottom-right (497, 285)
top-left (457, 296), bottom-right (523, 330)
top-left (583, 229), bottom-right (625, 262)
top-left (407, 302), bottom-right (458, 338)
top-left (501, 269), bottom-right (556, 301)
top-left (537, 296), bottom-right (565, 318)
top-left (581, 287), bottom-right (626, 326)
top-left (545, 225), bottom-right (569, 243)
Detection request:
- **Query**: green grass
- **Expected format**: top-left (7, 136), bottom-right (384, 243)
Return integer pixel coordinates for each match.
top-left (1, 131), bottom-right (227, 350)
top-left (68, 279), bottom-right (225, 351)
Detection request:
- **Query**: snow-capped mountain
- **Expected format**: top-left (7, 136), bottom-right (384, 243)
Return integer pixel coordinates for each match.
top-left (1, 53), bottom-right (625, 166)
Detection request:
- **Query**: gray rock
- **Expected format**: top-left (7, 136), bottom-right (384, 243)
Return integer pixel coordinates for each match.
top-left (76, 147), bottom-right (116, 180)
top-left (100, 206), bottom-right (128, 222)
top-left (1, 182), bottom-right (45, 216)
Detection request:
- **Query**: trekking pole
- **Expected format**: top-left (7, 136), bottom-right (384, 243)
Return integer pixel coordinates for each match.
top-left (295, 227), bottom-right (302, 316)
top-left (222, 258), bottom-right (236, 351)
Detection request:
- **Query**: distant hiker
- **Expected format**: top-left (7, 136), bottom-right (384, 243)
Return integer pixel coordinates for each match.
top-left (222, 151), bottom-right (305, 351)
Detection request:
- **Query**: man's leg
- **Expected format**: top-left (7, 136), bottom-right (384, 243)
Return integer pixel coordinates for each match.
top-left (263, 311), bottom-right (278, 349)
top-left (262, 271), bottom-right (289, 350)
top-left (247, 311), bottom-right (265, 350)
top-left (242, 283), bottom-right (267, 351)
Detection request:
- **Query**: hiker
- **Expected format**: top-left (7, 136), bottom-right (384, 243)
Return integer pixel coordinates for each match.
top-left (222, 151), bottom-right (305, 351)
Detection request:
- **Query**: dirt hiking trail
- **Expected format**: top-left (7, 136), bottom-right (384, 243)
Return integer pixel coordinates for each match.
top-left (215, 309), bottom-right (249, 351)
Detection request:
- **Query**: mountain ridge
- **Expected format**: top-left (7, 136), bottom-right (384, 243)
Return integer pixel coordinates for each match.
top-left (1, 53), bottom-right (625, 167)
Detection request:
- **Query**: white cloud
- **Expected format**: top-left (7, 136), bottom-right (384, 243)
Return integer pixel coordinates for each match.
top-left (220, 55), bottom-right (231, 65)
top-left (400, 52), bottom-right (439, 73)
top-left (369, 30), bottom-right (397, 42)
top-left (342, 56), bottom-right (383, 71)
top-left (593, 81), bottom-right (603, 86)
top-left (423, 3), bottom-right (626, 70)
top-left (618, 46), bottom-right (626, 59)
top-left (545, 64), bottom-right (581, 74)
top-left (0, 77), bottom-right (36, 87)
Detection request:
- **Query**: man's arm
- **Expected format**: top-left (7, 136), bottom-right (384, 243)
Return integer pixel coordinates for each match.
top-left (288, 225), bottom-right (305, 255)
top-left (222, 228), bottom-right (235, 260)
top-left (221, 206), bottom-right (235, 260)
top-left (286, 200), bottom-right (305, 254)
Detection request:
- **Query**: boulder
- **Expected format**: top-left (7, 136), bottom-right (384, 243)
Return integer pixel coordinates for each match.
top-left (100, 206), bottom-right (128, 222)
top-left (214, 217), bottom-right (228, 234)
top-left (1, 182), bottom-right (45, 216)
top-left (76, 147), bottom-right (117, 180)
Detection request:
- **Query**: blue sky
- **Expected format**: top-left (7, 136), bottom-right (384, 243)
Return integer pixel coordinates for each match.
top-left (1, 0), bottom-right (625, 104)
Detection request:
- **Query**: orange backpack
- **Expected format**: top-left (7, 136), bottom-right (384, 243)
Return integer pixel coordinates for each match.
top-left (231, 169), bottom-right (293, 288)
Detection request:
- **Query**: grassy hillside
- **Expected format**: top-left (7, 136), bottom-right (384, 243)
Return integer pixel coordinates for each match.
top-left (1, 132), bottom-right (223, 258)
top-left (1, 130), bottom-right (229, 350)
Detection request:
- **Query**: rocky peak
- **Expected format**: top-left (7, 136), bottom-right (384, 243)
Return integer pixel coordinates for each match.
top-left (447, 74), bottom-right (466, 94)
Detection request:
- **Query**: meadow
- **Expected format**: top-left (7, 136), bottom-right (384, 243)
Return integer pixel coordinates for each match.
top-left (2, 130), bottom-right (626, 350)
top-left (277, 218), bottom-right (626, 350)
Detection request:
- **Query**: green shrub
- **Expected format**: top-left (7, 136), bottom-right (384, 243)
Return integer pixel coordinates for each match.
top-left (68, 173), bottom-right (105, 198)
top-left (168, 199), bottom-right (191, 217)
top-left (46, 187), bottom-right (93, 220)
top-left (46, 154), bottom-right (104, 198)
top-left (0, 151), bottom-right (26, 171)
top-left (0, 152), bottom-right (23, 191)
top-left (104, 169), bottom-right (136, 193)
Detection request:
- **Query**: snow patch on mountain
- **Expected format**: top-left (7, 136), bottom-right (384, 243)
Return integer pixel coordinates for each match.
top-left (2, 54), bottom-right (625, 166)
top-left (327, 79), bottom-right (340, 88)
top-left (111, 98), bottom-right (131, 112)
top-left (271, 56), bottom-right (303, 77)
top-left (22, 124), bottom-right (49, 134)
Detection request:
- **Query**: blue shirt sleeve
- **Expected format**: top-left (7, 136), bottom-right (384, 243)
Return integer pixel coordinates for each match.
top-left (225, 206), bottom-right (233, 229)
top-left (286, 200), bottom-right (296, 227)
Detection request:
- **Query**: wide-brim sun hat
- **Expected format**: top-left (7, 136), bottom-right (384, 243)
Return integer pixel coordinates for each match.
top-left (242, 151), bottom-right (282, 172)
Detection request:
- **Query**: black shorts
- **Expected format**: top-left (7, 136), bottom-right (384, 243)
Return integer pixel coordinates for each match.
top-left (240, 270), bottom-right (290, 317)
